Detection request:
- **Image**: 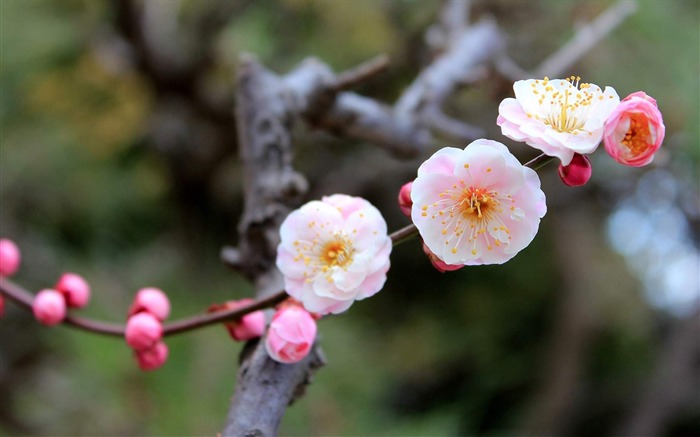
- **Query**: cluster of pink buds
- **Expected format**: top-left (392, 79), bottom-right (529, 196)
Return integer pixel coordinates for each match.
top-left (0, 238), bottom-right (22, 316)
top-left (265, 300), bottom-right (318, 364)
top-left (125, 288), bottom-right (170, 371)
top-left (208, 298), bottom-right (266, 341)
top-left (32, 272), bottom-right (91, 326)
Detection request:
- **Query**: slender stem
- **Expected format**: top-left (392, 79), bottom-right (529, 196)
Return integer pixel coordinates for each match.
top-left (390, 223), bottom-right (419, 246)
top-left (524, 153), bottom-right (556, 170)
top-left (0, 276), bottom-right (288, 338)
top-left (0, 152), bottom-right (556, 339)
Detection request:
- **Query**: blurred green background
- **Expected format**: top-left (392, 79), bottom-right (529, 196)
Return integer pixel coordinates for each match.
top-left (1, 0), bottom-right (698, 436)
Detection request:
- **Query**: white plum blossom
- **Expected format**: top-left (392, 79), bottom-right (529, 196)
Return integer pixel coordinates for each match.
top-left (411, 140), bottom-right (546, 266)
top-left (276, 194), bottom-right (391, 315)
top-left (497, 76), bottom-right (620, 165)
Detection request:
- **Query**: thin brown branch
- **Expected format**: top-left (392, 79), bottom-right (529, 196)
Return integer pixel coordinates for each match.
top-left (0, 277), bottom-right (288, 338)
top-left (331, 54), bottom-right (391, 92)
top-left (533, 0), bottom-right (638, 78)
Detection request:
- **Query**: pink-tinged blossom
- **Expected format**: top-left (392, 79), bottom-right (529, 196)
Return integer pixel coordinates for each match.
top-left (32, 289), bottom-right (66, 326)
top-left (603, 91), bottom-right (665, 167)
top-left (0, 239), bottom-right (21, 277)
top-left (265, 305), bottom-right (317, 364)
top-left (276, 194), bottom-right (391, 315)
top-left (125, 312), bottom-right (163, 351)
top-left (128, 287), bottom-right (170, 321)
top-left (398, 181), bottom-right (414, 217)
top-left (498, 77), bottom-right (620, 165)
top-left (557, 153), bottom-right (592, 187)
top-left (411, 140), bottom-right (546, 266)
top-left (209, 299), bottom-right (266, 341)
top-left (135, 341), bottom-right (168, 371)
top-left (422, 242), bottom-right (464, 273)
top-left (55, 273), bottom-right (91, 308)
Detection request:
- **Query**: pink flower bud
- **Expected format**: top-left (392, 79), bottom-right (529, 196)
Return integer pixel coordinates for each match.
top-left (210, 299), bottom-right (266, 341)
top-left (265, 305), bottom-right (317, 364)
top-left (0, 239), bottom-right (21, 277)
top-left (55, 272), bottom-right (91, 308)
top-left (422, 242), bottom-right (464, 273)
top-left (135, 341), bottom-right (168, 371)
top-left (603, 91), bottom-right (665, 167)
top-left (32, 289), bottom-right (66, 326)
top-left (557, 153), bottom-right (592, 187)
top-left (125, 312), bottom-right (163, 351)
top-left (398, 181), bottom-right (414, 217)
top-left (129, 287), bottom-right (170, 321)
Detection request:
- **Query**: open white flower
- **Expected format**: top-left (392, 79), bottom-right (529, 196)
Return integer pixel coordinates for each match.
top-left (411, 140), bottom-right (546, 266)
top-left (498, 76), bottom-right (620, 165)
top-left (276, 194), bottom-right (391, 315)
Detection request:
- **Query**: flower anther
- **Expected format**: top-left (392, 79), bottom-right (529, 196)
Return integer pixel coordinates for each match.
top-left (498, 76), bottom-right (620, 165)
top-left (411, 140), bottom-right (546, 266)
top-left (276, 194), bottom-right (391, 315)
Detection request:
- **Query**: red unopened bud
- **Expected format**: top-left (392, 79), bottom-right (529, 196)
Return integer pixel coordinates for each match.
top-left (129, 287), bottom-right (170, 321)
top-left (135, 341), bottom-right (168, 371)
top-left (0, 238), bottom-right (21, 277)
top-left (32, 289), bottom-right (66, 326)
top-left (422, 242), bottom-right (464, 273)
top-left (398, 181), bottom-right (414, 217)
top-left (558, 153), bottom-right (592, 187)
top-left (55, 273), bottom-right (91, 308)
top-left (125, 313), bottom-right (163, 351)
top-left (209, 298), bottom-right (266, 341)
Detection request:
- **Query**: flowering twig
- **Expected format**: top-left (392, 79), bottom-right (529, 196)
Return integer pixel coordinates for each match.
top-left (0, 276), bottom-right (288, 338)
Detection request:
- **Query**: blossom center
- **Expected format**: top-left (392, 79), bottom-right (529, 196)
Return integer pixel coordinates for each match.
top-left (621, 112), bottom-right (652, 155)
top-left (421, 179), bottom-right (520, 256)
top-left (527, 76), bottom-right (611, 135)
top-left (321, 240), bottom-right (353, 268)
top-left (293, 230), bottom-right (356, 282)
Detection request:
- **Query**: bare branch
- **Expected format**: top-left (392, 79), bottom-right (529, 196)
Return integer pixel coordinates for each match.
top-left (534, 0), bottom-right (638, 78)
top-left (223, 54), bottom-right (321, 436)
top-left (331, 54), bottom-right (391, 92)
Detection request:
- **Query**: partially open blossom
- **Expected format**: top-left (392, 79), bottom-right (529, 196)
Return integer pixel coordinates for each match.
top-left (422, 242), bottom-right (464, 273)
top-left (125, 312), bottom-right (163, 351)
top-left (398, 181), bottom-right (414, 217)
top-left (557, 153), bottom-right (592, 187)
top-left (55, 273), bottom-right (91, 308)
top-left (265, 305), bottom-right (317, 364)
top-left (0, 239), bottom-right (21, 277)
top-left (411, 140), bottom-right (546, 266)
top-left (603, 91), bottom-right (665, 167)
top-left (209, 299), bottom-right (266, 341)
top-left (276, 194), bottom-right (391, 315)
top-left (135, 341), bottom-right (168, 371)
top-left (498, 76), bottom-right (619, 165)
top-left (129, 287), bottom-right (170, 321)
top-left (32, 289), bottom-right (66, 326)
